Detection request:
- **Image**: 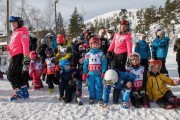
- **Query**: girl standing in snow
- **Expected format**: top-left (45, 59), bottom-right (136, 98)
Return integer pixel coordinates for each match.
top-left (6, 16), bottom-right (30, 101)
top-left (29, 51), bottom-right (43, 90)
top-left (82, 37), bottom-right (107, 105)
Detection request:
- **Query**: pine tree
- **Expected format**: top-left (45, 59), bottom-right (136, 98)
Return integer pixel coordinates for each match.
top-left (56, 12), bottom-right (65, 35)
top-left (69, 7), bottom-right (84, 39)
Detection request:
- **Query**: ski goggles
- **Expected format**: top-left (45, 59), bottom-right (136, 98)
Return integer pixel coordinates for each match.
top-left (9, 16), bottom-right (17, 22)
top-left (104, 79), bottom-right (114, 85)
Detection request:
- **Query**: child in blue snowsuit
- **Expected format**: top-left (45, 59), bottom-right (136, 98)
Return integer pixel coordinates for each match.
top-left (82, 37), bottom-right (107, 105)
top-left (59, 59), bottom-right (83, 105)
top-left (102, 69), bottom-right (136, 109)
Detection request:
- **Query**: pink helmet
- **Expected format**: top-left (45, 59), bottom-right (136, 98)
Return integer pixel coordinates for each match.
top-left (89, 37), bottom-right (101, 48)
top-left (29, 51), bottom-right (38, 60)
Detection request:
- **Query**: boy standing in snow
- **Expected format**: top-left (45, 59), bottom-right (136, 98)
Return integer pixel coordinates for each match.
top-left (82, 37), bottom-right (107, 105)
top-left (147, 60), bottom-right (180, 109)
top-left (58, 59), bottom-right (83, 105)
top-left (127, 52), bottom-right (150, 108)
top-left (43, 48), bottom-right (59, 93)
top-left (102, 69), bottom-right (136, 109)
top-left (29, 51), bottom-right (43, 90)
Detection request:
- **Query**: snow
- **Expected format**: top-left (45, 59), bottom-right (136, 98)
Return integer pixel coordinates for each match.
top-left (0, 47), bottom-right (179, 120)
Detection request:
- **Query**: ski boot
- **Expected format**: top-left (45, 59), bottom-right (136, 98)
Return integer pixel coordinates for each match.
top-left (9, 95), bottom-right (18, 102)
top-left (98, 99), bottom-right (104, 106)
top-left (48, 88), bottom-right (54, 94)
top-left (89, 98), bottom-right (95, 104)
top-left (122, 102), bottom-right (130, 109)
top-left (20, 86), bottom-right (29, 99)
top-left (76, 97), bottom-right (83, 105)
top-left (58, 96), bottom-right (64, 101)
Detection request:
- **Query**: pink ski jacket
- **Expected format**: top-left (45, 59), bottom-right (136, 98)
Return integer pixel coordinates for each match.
top-left (7, 26), bottom-right (29, 58)
top-left (108, 32), bottom-right (132, 56)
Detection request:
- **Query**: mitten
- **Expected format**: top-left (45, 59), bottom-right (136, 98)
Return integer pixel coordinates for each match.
top-left (82, 74), bottom-right (87, 81)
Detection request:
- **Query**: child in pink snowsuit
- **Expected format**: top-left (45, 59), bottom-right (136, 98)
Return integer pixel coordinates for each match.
top-left (29, 51), bottom-right (43, 90)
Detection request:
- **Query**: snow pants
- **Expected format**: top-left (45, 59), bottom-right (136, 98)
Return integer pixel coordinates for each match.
top-left (111, 52), bottom-right (127, 71)
top-left (46, 74), bottom-right (59, 89)
top-left (88, 75), bottom-right (103, 100)
top-left (7, 54), bottom-right (25, 89)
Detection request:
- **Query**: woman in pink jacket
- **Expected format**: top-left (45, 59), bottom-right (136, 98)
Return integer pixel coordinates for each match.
top-left (6, 16), bottom-right (30, 101)
top-left (107, 19), bottom-right (132, 71)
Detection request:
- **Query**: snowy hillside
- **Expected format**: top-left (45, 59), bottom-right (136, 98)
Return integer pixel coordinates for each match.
top-left (0, 47), bottom-right (179, 120)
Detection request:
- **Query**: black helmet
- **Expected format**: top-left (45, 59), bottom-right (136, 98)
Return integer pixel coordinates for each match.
top-left (45, 47), bottom-right (52, 55)
top-left (9, 16), bottom-right (24, 28)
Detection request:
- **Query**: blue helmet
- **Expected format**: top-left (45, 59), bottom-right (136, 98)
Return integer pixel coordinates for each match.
top-left (59, 60), bottom-right (71, 72)
top-left (9, 16), bottom-right (24, 28)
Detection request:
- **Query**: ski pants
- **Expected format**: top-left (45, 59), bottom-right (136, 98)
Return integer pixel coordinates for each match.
top-left (130, 89), bottom-right (150, 108)
top-left (140, 59), bottom-right (149, 71)
top-left (88, 75), bottom-right (103, 100)
top-left (7, 54), bottom-right (25, 89)
top-left (46, 74), bottom-right (59, 89)
top-left (59, 80), bottom-right (76, 103)
top-left (157, 58), bottom-right (168, 76)
top-left (111, 52), bottom-right (127, 71)
top-left (177, 61), bottom-right (180, 77)
top-left (22, 71), bottom-right (30, 88)
top-left (156, 90), bottom-right (175, 108)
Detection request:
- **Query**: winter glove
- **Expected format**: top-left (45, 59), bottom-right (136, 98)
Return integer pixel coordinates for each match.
top-left (24, 55), bottom-right (30, 64)
top-left (82, 74), bottom-right (87, 81)
top-left (106, 51), bottom-right (113, 60)
top-left (132, 91), bottom-right (141, 99)
top-left (69, 79), bottom-right (76, 86)
top-left (139, 89), bottom-right (146, 97)
top-left (101, 73), bottom-right (105, 78)
top-left (2, 46), bottom-right (8, 51)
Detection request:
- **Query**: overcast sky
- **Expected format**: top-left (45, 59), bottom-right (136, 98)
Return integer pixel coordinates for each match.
top-left (28, 0), bottom-right (167, 21)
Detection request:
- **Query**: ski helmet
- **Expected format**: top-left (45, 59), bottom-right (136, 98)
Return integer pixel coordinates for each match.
top-left (104, 69), bottom-right (119, 85)
top-left (9, 16), bottom-right (24, 28)
top-left (45, 47), bottom-right (52, 56)
top-left (29, 51), bottom-right (38, 60)
top-left (120, 19), bottom-right (130, 32)
top-left (89, 37), bottom-right (101, 48)
top-left (78, 45), bottom-right (85, 51)
top-left (46, 33), bottom-right (53, 38)
top-left (129, 52), bottom-right (141, 66)
top-left (149, 60), bottom-right (162, 72)
top-left (41, 38), bottom-right (47, 45)
top-left (139, 34), bottom-right (147, 40)
top-left (156, 30), bottom-right (165, 38)
top-left (59, 59), bottom-right (71, 72)
top-left (57, 34), bottom-right (66, 45)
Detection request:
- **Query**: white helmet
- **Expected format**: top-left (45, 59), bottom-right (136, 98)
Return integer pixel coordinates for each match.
top-left (41, 39), bottom-right (47, 45)
top-left (129, 52), bottom-right (141, 66)
top-left (104, 69), bottom-right (118, 85)
top-left (46, 32), bottom-right (53, 38)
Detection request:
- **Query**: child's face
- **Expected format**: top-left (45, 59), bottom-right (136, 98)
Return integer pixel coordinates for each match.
top-left (151, 65), bottom-right (160, 74)
top-left (131, 58), bottom-right (139, 66)
top-left (91, 43), bottom-right (99, 49)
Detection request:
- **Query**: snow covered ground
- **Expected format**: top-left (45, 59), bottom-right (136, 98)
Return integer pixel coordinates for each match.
top-left (0, 47), bottom-right (179, 120)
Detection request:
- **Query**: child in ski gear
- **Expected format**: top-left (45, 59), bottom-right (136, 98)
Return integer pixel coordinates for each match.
top-left (58, 59), bottom-right (83, 105)
top-left (29, 51), bottom-right (43, 90)
top-left (134, 34), bottom-right (151, 71)
top-left (82, 37), bottom-right (107, 105)
top-left (107, 19), bottom-right (132, 71)
top-left (46, 33), bottom-right (58, 53)
top-left (147, 60), bottom-right (180, 109)
top-left (127, 52), bottom-right (150, 108)
top-left (173, 35), bottom-right (180, 77)
top-left (55, 34), bottom-right (72, 63)
top-left (102, 69), bottom-right (136, 109)
top-left (151, 30), bottom-right (170, 76)
top-left (43, 48), bottom-right (59, 93)
top-left (7, 16), bottom-right (29, 101)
